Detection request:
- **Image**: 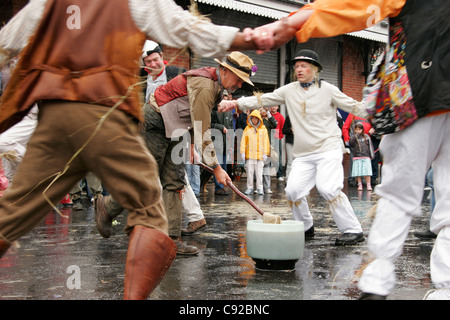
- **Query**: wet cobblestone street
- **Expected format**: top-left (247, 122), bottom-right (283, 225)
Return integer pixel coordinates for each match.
top-left (0, 169), bottom-right (434, 302)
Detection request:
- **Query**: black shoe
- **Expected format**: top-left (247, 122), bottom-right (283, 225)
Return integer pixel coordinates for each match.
top-left (305, 226), bottom-right (315, 239)
top-left (72, 199), bottom-right (83, 211)
top-left (359, 292), bottom-right (387, 300)
top-left (348, 178), bottom-right (357, 187)
top-left (414, 229), bottom-right (437, 240)
top-left (215, 188), bottom-right (229, 195)
top-left (335, 232), bottom-right (364, 246)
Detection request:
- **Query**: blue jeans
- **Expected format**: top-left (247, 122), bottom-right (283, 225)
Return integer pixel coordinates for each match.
top-left (276, 138), bottom-right (284, 178)
top-left (185, 163), bottom-right (200, 195)
top-left (214, 153), bottom-right (227, 191)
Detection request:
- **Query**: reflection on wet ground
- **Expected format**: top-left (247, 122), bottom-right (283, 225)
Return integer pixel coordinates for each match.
top-left (0, 162), bottom-right (435, 300)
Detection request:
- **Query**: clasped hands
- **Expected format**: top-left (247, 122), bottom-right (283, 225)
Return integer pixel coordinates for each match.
top-left (217, 99), bottom-right (238, 113)
top-left (241, 17), bottom-right (298, 54)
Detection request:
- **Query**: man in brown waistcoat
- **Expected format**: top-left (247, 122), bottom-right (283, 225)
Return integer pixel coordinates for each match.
top-left (96, 52), bottom-right (256, 256)
top-left (0, 0), bottom-right (293, 300)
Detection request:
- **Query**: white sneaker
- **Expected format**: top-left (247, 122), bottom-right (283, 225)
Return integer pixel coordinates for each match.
top-left (278, 177), bottom-right (284, 181)
top-left (265, 189), bottom-right (273, 194)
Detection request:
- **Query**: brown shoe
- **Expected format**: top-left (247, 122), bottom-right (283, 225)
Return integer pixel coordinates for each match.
top-left (171, 237), bottom-right (199, 255)
top-left (181, 218), bottom-right (207, 236)
top-left (94, 194), bottom-right (113, 238)
top-left (0, 238), bottom-right (11, 259)
top-left (123, 226), bottom-right (177, 300)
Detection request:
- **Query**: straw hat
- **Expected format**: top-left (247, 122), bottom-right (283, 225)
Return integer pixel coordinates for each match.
top-left (214, 52), bottom-right (256, 86)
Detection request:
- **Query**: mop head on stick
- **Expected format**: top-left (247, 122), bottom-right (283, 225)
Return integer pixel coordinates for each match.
top-left (263, 212), bottom-right (281, 224)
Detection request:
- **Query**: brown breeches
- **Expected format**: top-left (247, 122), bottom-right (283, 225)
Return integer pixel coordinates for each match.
top-left (0, 101), bottom-right (167, 243)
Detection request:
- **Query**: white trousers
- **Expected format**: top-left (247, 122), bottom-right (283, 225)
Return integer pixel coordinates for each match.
top-left (285, 142), bottom-right (294, 179)
top-left (246, 159), bottom-right (264, 191)
top-left (285, 148), bottom-right (362, 233)
top-left (358, 113), bottom-right (450, 299)
top-left (0, 104), bottom-right (38, 182)
top-left (182, 172), bottom-right (204, 223)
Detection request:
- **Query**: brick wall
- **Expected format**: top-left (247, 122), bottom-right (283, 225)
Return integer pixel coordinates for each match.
top-left (341, 37), bottom-right (365, 101)
top-left (163, 47), bottom-right (191, 70)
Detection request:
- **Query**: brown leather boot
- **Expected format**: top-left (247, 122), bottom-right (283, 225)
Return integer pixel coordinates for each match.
top-left (181, 218), bottom-right (207, 235)
top-left (123, 226), bottom-right (177, 300)
top-left (0, 238), bottom-right (11, 259)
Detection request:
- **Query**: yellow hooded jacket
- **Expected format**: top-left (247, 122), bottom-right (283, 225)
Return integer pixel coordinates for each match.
top-left (240, 110), bottom-right (271, 161)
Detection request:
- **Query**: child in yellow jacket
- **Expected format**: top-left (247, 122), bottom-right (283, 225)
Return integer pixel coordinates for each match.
top-left (240, 110), bottom-right (271, 195)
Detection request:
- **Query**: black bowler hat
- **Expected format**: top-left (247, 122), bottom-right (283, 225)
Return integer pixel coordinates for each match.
top-left (292, 49), bottom-right (322, 71)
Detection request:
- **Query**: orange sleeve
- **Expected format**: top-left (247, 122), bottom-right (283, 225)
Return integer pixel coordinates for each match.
top-left (291, 0), bottom-right (406, 43)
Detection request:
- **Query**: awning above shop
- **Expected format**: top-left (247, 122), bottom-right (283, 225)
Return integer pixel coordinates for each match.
top-left (347, 27), bottom-right (388, 43)
top-left (197, 0), bottom-right (388, 43)
top-left (197, 0), bottom-right (294, 19)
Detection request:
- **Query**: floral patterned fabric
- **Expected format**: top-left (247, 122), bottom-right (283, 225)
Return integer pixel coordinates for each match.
top-left (364, 22), bottom-right (418, 136)
top-left (0, 159), bottom-right (9, 197)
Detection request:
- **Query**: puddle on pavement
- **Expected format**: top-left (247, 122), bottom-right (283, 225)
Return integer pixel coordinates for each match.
top-left (0, 179), bottom-right (434, 300)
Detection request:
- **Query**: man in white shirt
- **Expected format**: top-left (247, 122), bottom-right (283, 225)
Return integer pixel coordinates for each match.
top-left (219, 49), bottom-right (368, 246)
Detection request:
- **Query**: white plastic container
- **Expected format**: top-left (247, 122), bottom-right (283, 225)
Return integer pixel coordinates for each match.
top-left (246, 220), bottom-right (304, 270)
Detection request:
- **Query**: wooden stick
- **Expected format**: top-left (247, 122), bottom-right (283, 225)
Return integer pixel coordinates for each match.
top-left (197, 162), bottom-right (264, 216)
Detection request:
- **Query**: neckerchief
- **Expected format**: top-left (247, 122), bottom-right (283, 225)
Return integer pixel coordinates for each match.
top-left (300, 81), bottom-right (314, 88)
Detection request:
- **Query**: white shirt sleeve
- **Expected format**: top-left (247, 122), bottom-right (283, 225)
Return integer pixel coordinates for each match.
top-left (328, 84), bottom-right (368, 118)
top-left (0, 0), bottom-right (47, 67)
top-left (237, 86), bottom-right (288, 111)
top-left (129, 0), bottom-right (239, 59)
top-left (0, 0), bottom-right (239, 67)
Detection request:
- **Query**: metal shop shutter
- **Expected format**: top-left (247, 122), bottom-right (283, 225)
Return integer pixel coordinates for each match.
top-left (191, 50), bottom-right (278, 86)
top-left (190, 8), bottom-right (279, 87)
top-left (290, 38), bottom-right (341, 87)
